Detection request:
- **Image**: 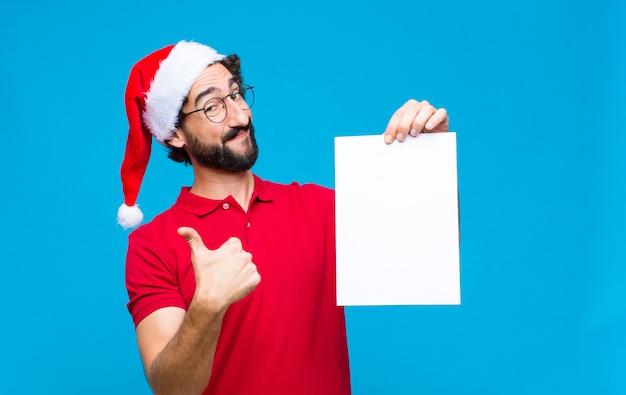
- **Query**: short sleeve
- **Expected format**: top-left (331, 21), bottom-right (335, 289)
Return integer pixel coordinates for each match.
top-left (125, 233), bottom-right (186, 326)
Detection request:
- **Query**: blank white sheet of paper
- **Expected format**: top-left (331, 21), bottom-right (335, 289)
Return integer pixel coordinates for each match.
top-left (335, 133), bottom-right (460, 306)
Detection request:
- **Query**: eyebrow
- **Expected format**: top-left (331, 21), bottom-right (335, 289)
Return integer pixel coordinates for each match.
top-left (193, 77), bottom-right (237, 107)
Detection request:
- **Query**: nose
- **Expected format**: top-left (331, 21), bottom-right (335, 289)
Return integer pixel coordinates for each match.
top-left (225, 97), bottom-right (251, 127)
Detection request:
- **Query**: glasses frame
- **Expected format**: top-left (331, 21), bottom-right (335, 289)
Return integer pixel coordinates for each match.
top-left (179, 85), bottom-right (254, 124)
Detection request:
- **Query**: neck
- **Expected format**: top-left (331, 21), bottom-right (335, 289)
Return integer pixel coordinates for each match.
top-left (190, 167), bottom-right (255, 212)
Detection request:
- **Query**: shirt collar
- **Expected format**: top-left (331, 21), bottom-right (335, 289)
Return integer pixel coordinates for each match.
top-left (175, 174), bottom-right (274, 217)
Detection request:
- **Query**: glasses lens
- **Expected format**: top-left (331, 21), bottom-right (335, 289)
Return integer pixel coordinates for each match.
top-left (203, 86), bottom-right (254, 123)
top-left (239, 86), bottom-right (254, 110)
top-left (204, 98), bottom-right (226, 123)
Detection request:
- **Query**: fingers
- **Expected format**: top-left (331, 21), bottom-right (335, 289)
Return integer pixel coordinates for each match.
top-left (424, 108), bottom-right (449, 132)
top-left (177, 228), bottom-right (260, 310)
top-left (177, 227), bottom-right (207, 254)
top-left (383, 99), bottom-right (449, 144)
top-left (409, 100), bottom-right (436, 136)
top-left (177, 228), bottom-right (247, 260)
top-left (383, 100), bottom-right (413, 144)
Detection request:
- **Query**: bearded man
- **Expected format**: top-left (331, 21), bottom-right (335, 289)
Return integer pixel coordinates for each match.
top-left (118, 41), bottom-right (449, 395)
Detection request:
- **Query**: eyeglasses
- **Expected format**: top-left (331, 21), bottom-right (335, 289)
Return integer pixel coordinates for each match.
top-left (179, 85), bottom-right (255, 124)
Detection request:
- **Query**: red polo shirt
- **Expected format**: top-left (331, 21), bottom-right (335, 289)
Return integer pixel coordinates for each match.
top-left (126, 175), bottom-right (351, 395)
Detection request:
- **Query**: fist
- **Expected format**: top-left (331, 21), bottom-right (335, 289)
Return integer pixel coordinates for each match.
top-left (178, 227), bottom-right (261, 313)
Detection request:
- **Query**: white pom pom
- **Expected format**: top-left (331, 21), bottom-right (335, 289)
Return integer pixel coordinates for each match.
top-left (117, 204), bottom-right (144, 230)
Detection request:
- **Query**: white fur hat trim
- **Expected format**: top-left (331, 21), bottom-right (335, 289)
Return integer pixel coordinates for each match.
top-left (143, 41), bottom-right (225, 143)
top-left (117, 203), bottom-right (144, 230)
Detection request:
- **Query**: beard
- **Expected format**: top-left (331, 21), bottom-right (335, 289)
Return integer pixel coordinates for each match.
top-left (183, 121), bottom-right (259, 172)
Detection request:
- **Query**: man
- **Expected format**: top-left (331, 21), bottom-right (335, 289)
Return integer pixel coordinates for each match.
top-left (118, 40), bottom-right (449, 395)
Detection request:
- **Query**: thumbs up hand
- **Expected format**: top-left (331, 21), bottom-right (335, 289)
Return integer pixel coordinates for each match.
top-left (178, 227), bottom-right (261, 314)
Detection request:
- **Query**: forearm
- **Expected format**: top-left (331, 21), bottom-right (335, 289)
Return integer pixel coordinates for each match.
top-left (142, 231), bottom-right (260, 394)
top-left (147, 302), bottom-right (226, 395)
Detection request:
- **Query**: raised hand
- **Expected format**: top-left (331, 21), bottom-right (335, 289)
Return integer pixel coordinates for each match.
top-left (177, 227), bottom-right (261, 313)
top-left (383, 99), bottom-right (449, 144)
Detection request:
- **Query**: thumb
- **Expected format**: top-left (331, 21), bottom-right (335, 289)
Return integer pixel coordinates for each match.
top-left (177, 227), bottom-right (208, 254)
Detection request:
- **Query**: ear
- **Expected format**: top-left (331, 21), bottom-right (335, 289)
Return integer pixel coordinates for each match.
top-left (167, 128), bottom-right (187, 148)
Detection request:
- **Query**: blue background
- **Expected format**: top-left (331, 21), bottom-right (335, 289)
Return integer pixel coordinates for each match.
top-left (1, 0), bottom-right (624, 393)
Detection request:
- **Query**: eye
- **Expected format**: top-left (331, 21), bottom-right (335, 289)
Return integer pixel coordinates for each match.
top-left (229, 92), bottom-right (243, 101)
top-left (204, 99), bottom-right (223, 115)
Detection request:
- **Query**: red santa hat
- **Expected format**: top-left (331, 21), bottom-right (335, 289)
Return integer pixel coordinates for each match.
top-left (118, 41), bottom-right (225, 229)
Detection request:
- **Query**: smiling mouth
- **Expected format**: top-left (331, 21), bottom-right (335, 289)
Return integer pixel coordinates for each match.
top-left (222, 122), bottom-right (252, 143)
top-left (222, 128), bottom-right (248, 143)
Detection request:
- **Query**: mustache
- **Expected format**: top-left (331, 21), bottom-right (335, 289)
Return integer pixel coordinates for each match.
top-left (222, 120), bottom-right (253, 143)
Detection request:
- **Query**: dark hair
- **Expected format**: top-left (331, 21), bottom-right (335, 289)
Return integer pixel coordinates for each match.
top-left (166, 54), bottom-right (243, 165)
